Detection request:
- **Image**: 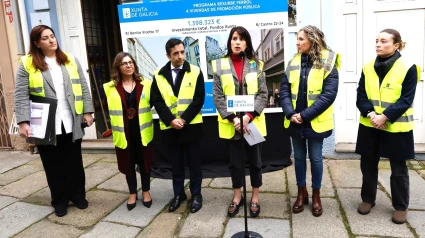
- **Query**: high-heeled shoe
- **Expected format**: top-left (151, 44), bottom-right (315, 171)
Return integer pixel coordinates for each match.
top-left (142, 199), bottom-right (152, 208)
top-left (142, 192), bottom-right (152, 208)
top-left (127, 194), bottom-right (138, 211)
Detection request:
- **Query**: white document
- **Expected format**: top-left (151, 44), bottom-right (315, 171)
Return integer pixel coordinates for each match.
top-left (29, 101), bottom-right (50, 139)
top-left (243, 122), bottom-right (266, 146)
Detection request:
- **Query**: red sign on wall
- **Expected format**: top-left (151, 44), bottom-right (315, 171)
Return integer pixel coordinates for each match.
top-left (4, 0), bottom-right (13, 23)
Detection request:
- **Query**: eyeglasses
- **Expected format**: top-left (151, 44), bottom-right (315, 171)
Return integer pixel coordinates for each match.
top-left (120, 61), bottom-right (134, 67)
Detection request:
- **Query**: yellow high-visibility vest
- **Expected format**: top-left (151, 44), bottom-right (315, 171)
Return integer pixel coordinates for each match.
top-left (154, 64), bottom-right (202, 130)
top-left (360, 57), bottom-right (421, 132)
top-left (103, 79), bottom-right (154, 148)
top-left (212, 57), bottom-right (267, 139)
top-left (283, 50), bottom-right (341, 133)
top-left (21, 53), bottom-right (84, 114)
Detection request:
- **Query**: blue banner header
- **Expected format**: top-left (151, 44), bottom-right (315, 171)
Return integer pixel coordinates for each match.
top-left (118, 0), bottom-right (287, 23)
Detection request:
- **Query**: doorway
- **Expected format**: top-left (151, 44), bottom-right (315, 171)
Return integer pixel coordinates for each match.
top-left (81, 0), bottom-right (122, 138)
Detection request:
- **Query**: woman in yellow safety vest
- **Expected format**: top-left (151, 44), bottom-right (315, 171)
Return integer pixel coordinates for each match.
top-left (356, 29), bottom-right (420, 225)
top-left (212, 26), bottom-right (268, 218)
top-left (280, 25), bottom-right (340, 217)
top-left (14, 25), bottom-right (94, 217)
top-left (104, 52), bottom-right (154, 211)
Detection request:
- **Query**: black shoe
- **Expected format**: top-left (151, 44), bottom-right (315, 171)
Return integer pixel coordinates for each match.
top-left (190, 195), bottom-right (203, 213)
top-left (142, 199), bottom-right (152, 208)
top-left (71, 199), bottom-right (88, 209)
top-left (228, 196), bottom-right (244, 217)
top-left (54, 206), bottom-right (67, 217)
top-left (250, 201), bottom-right (261, 218)
top-left (168, 194), bottom-right (187, 212)
top-left (127, 194), bottom-right (138, 211)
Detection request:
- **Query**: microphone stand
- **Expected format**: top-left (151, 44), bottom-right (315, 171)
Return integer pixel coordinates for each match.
top-left (232, 52), bottom-right (262, 238)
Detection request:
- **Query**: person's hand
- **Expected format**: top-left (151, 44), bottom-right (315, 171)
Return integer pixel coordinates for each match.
top-left (371, 114), bottom-right (388, 128)
top-left (295, 113), bottom-right (303, 123)
top-left (83, 113), bottom-right (94, 127)
top-left (242, 115), bottom-right (251, 135)
top-left (19, 122), bottom-right (31, 138)
top-left (170, 119), bottom-right (184, 130)
top-left (233, 117), bottom-right (241, 133)
top-left (290, 114), bottom-right (302, 124)
top-left (178, 118), bottom-right (186, 125)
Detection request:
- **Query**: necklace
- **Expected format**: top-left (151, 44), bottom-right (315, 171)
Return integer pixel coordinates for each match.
top-left (124, 81), bottom-right (136, 119)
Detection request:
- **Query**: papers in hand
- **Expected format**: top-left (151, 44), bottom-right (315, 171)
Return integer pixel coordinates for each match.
top-left (30, 101), bottom-right (50, 139)
top-left (243, 122), bottom-right (265, 146)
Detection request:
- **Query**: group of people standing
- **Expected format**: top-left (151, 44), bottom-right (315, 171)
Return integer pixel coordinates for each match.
top-left (15, 24), bottom-right (419, 225)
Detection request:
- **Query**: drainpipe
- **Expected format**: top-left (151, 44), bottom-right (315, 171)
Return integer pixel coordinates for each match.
top-left (16, 0), bottom-right (29, 53)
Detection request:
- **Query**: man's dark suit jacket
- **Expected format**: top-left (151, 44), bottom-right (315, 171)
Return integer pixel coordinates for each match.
top-left (151, 60), bottom-right (205, 144)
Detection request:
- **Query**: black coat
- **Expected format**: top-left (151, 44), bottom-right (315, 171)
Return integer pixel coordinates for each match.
top-left (151, 61), bottom-right (205, 144)
top-left (280, 53), bottom-right (339, 138)
top-left (355, 52), bottom-right (418, 160)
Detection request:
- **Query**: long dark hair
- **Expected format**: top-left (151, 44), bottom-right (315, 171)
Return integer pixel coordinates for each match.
top-left (110, 52), bottom-right (142, 85)
top-left (29, 25), bottom-right (69, 71)
top-left (225, 26), bottom-right (260, 65)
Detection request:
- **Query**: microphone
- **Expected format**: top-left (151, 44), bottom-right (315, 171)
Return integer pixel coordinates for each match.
top-left (238, 51), bottom-right (246, 96)
top-left (238, 51), bottom-right (246, 59)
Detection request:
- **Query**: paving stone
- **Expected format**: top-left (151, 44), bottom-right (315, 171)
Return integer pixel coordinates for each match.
top-left (408, 211), bottom-right (425, 238)
top-left (418, 170), bottom-right (425, 180)
top-left (22, 187), bottom-right (51, 206)
top-left (287, 162), bottom-right (333, 197)
top-left (98, 172), bottom-right (141, 193)
top-left (98, 154), bottom-right (118, 163)
top-left (103, 178), bottom-right (174, 228)
top-left (179, 188), bottom-right (233, 238)
top-left (210, 176), bottom-right (252, 191)
top-left (0, 195), bottom-right (18, 210)
top-left (0, 165), bottom-right (44, 186)
top-left (26, 158), bottom-right (43, 167)
top-left (79, 222), bottom-right (140, 238)
top-left (0, 202), bottom-right (53, 237)
top-left (378, 160), bottom-right (391, 169)
top-left (136, 213), bottom-right (181, 238)
top-left (328, 160), bottom-right (362, 188)
top-left (261, 170), bottom-right (286, 193)
top-left (236, 193), bottom-right (289, 219)
top-left (84, 162), bottom-right (119, 191)
top-left (379, 170), bottom-right (425, 210)
top-left (48, 190), bottom-right (127, 227)
top-left (337, 188), bottom-right (413, 237)
top-left (14, 220), bottom-right (84, 238)
top-left (223, 218), bottom-right (290, 238)
top-left (202, 178), bottom-right (212, 187)
top-left (0, 171), bottom-right (47, 198)
top-left (82, 154), bottom-right (104, 168)
top-left (291, 198), bottom-right (348, 238)
top-left (409, 161), bottom-right (424, 170)
top-left (0, 151), bottom-right (38, 174)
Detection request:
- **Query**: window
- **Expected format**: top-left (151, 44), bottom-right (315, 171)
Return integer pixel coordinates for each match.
top-left (274, 30), bottom-right (284, 53)
top-left (264, 45), bottom-right (271, 61)
top-left (194, 45), bottom-right (200, 56)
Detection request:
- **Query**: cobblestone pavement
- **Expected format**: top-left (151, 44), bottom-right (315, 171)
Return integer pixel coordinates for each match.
top-left (1, 151), bottom-right (424, 238)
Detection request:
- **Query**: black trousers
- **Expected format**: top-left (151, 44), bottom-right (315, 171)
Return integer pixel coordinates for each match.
top-left (37, 130), bottom-right (85, 210)
top-left (169, 141), bottom-right (202, 197)
top-left (125, 138), bottom-right (150, 194)
top-left (360, 155), bottom-right (409, 210)
top-left (226, 139), bottom-right (262, 189)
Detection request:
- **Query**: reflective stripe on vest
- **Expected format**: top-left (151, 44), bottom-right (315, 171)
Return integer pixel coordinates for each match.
top-left (103, 79), bottom-right (154, 148)
top-left (21, 53), bottom-right (84, 114)
top-left (211, 57), bottom-right (267, 139)
top-left (283, 50), bottom-right (340, 133)
top-left (360, 57), bottom-right (421, 132)
top-left (154, 64), bottom-right (203, 130)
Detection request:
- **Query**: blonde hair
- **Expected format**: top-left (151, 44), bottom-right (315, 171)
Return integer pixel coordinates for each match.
top-left (298, 25), bottom-right (331, 68)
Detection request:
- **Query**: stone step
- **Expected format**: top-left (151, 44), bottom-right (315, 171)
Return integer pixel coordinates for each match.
top-left (335, 143), bottom-right (425, 154)
top-left (81, 139), bottom-right (114, 154)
